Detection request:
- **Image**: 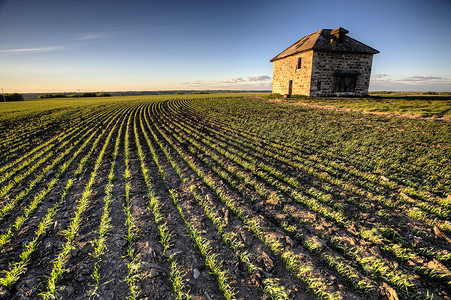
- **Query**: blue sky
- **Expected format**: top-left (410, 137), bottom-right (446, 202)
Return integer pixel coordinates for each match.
top-left (0, 0), bottom-right (450, 93)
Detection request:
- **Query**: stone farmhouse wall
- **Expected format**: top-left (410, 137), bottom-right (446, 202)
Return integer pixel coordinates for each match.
top-left (310, 52), bottom-right (374, 97)
top-left (272, 50), bottom-right (313, 95)
top-left (272, 51), bottom-right (374, 97)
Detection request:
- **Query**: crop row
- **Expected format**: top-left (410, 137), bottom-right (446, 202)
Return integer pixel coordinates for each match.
top-left (184, 98), bottom-right (450, 198)
top-left (151, 98), bottom-right (450, 298)
top-left (139, 103), bottom-right (294, 299)
top-left (0, 102), bottom-right (117, 167)
top-left (0, 96), bottom-right (449, 299)
top-left (0, 104), bottom-right (133, 297)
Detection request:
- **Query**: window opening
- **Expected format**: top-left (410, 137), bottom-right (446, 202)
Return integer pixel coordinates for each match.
top-left (296, 58), bottom-right (302, 70)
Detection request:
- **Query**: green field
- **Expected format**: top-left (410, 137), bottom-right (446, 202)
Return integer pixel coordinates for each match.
top-left (272, 93), bottom-right (451, 119)
top-left (0, 94), bottom-right (450, 299)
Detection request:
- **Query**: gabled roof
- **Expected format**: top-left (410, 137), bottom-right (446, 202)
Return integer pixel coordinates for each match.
top-left (270, 28), bottom-right (379, 62)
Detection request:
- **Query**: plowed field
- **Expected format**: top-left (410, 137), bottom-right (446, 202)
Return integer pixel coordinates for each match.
top-left (0, 95), bottom-right (450, 300)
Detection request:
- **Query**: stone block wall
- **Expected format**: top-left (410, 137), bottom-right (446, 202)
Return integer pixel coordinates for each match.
top-left (272, 51), bottom-right (374, 97)
top-left (272, 50), bottom-right (313, 95)
top-left (310, 52), bottom-right (374, 97)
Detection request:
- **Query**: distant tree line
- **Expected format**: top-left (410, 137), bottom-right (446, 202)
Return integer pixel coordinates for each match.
top-left (38, 93), bottom-right (67, 99)
top-left (2, 93), bottom-right (24, 102)
top-left (38, 92), bottom-right (111, 99)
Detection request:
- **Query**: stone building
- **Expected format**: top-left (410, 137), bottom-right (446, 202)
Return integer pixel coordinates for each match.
top-left (270, 27), bottom-right (379, 97)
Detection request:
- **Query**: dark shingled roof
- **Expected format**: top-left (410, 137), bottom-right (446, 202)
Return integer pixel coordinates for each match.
top-left (270, 27), bottom-right (379, 62)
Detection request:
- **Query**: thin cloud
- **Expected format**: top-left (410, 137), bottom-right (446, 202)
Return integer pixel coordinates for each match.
top-left (370, 74), bottom-right (451, 92)
top-left (222, 77), bottom-right (245, 83)
top-left (371, 74), bottom-right (450, 86)
top-left (77, 33), bottom-right (108, 41)
top-left (181, 76), bottom-right (273, 89)
top-left (0, 33), bottom-right (108, 56)
top-left (215, 81), bottom-right (272, 90)
top-left (179, 77), bottom-right (271, 90)
top-left (397, 76), bottom-right (444, 82)
top-left (372, 74), bottom-right (389, 79)
top-left (248, 75), bottom-right (271, 81)
top-left (181, 80), bottom-right (204, 85)
top-left (0, 46), bottom-right (65, 54)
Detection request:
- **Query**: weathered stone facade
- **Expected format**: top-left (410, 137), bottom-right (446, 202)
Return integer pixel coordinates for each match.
top-left (272, 51), bottom-right (314, 96)
top-left (271, 28), bottom-right (379, 97)
top-left (310, 52), bottom-right (374, 96)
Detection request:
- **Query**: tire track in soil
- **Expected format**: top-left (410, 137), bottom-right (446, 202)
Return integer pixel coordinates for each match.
top-left (57, 128), bottom-right (121, 299)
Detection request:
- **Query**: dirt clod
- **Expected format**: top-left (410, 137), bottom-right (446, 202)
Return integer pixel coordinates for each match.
top-left (259, 251), bottom-right (274, 273)
top-left (223, 208), bottom-right (229, 225)
top-left (148, 268), bottom-right (162, 278)
top-left (427, 259), bottom-right (446, 271)
top-left (285, 236), bottom-right (294, 247)
top-left (380, 282), bottom-right (399, 300)
top-left (400, 192), bottom-right (417, 204)
top-left (433, 226), bottom-right (451, 243)
top-left (238, 229), bottom-right (247, 245)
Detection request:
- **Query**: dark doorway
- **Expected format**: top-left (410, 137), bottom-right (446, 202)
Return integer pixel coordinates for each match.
top-left (335, 75), bottom-right (357, 92)
top-left (288, 80), bottom-right (293, 95)
top-left (334, 69), bottom-right (359, 93)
